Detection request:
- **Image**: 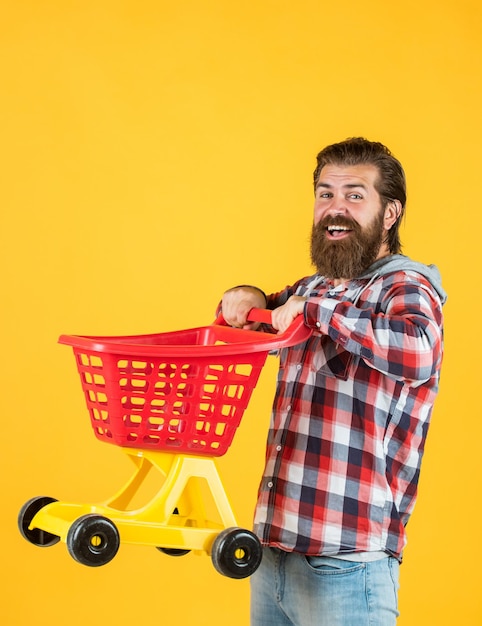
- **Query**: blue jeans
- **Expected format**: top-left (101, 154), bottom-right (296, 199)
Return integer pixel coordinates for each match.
top-left (250, 548), bottom-right (400, 626)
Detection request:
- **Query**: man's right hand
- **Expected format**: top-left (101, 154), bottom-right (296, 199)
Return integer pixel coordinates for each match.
top-left (220, 286), bottom-right (267, 330)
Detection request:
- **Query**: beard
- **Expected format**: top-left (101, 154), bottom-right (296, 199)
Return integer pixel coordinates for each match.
top-left (310, 210), bottom-right (385, 279)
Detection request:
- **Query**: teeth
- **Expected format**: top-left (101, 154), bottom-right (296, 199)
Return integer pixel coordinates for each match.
top-left (327, 225), bottom-right (350, 232)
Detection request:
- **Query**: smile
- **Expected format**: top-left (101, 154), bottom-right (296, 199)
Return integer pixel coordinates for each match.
top-left (326, 225), bottom-right (352, 238)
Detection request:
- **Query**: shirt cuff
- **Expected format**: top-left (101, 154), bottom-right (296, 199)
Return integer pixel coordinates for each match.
top-left (304, 297), bottom-right (339, 332)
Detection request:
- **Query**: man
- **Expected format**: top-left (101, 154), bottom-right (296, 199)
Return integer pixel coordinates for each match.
top-left (220, 138), bottom-right (446, 626)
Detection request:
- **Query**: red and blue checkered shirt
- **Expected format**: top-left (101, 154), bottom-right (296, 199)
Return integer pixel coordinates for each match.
top-left (253, 257), bottom-right (445, 560)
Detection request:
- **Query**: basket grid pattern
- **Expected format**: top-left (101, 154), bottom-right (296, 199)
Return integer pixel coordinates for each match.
top-left (74, 349), bottom-right (267, 456)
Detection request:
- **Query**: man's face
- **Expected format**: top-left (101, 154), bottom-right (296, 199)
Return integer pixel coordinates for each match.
top-left (310, 164), bottom-right (396, 280)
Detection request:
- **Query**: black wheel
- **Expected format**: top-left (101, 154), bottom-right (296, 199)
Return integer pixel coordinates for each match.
top-left (156, 507), bottom-right (191, 556)
top-left (157, 547), bottom-right (191, 557)
top-left (66, 514), bottom-right (120, 567)
top-left (18, 496), bottom-right (60, 547)
top-left (211, 527), bottom-right (262, 579)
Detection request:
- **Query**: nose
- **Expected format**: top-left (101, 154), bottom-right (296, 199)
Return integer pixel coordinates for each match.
top-left (328, 205), bottom-right (348, 217)
top-left (314, 193), bottom-right (348, 224)
top-left (328, 191), bottom-right (349, 215)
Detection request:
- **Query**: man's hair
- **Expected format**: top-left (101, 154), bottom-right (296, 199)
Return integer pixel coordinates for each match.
top-left (313, 137), bottom-right (406, 254)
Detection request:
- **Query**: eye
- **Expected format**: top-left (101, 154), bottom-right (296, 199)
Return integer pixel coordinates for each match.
top-left (317, 191), bottom-right (332, 199)
top-left (348, 193), bottom-right (363, 200)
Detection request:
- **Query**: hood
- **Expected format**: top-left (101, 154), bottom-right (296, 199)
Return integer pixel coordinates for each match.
top-left (359, 254), bottom-right (447, 305)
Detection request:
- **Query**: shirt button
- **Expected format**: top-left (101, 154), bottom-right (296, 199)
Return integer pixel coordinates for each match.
top-left (286, 405), bottom-right (292, 412)
top-left (267, 481), bottom-right (273, 489)
top-left (276, 445), bottom-right (282, 451)
top-left (316, 322), bottom-right (321, 328)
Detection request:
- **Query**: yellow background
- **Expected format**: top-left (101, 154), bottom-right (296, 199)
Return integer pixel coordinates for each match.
top-left (1, 1), bottom-right (480, 624)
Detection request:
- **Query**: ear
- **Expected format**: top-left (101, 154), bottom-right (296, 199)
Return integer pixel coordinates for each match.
top-left (384, 200), bottom-right (402, 230)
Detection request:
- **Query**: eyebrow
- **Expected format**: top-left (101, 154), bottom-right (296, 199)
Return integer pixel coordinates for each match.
top-left (315, 182), bottom-right (368, 190)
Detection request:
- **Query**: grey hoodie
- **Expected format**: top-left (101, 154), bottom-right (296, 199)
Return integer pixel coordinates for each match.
top-left (294, 254), bottom-right (447, 308)
top-left (359, 254), bottom-right (447, 305)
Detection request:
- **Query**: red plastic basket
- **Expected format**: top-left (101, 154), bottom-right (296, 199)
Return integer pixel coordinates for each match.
top-left (59, 309), bottom-right (311, 457)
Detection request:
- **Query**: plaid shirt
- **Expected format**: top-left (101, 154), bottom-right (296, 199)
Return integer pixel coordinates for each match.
top-left (253, 261), bottom-right (445, 560)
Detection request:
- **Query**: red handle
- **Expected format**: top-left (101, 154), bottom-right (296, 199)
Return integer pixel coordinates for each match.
top-left (246, 307), bottom-right (273, 325)
top-left (60, 308), bottom-right (313, 357)
top-left (215, 307), bottom-right (272, 327)
top-left (215, 307), bottom-right (312, 348)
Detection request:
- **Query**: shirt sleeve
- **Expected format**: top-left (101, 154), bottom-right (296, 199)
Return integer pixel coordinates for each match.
top-left (303, 274), bottom-right (444, 385)
top-left (266, 276), bottom-right (314, 309)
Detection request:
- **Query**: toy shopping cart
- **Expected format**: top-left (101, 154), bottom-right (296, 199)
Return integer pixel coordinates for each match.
top-left (18, 309), bottom-right (311, 578)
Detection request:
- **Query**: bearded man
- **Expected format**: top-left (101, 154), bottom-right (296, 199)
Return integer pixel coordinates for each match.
top-left (220, 138), bottom-right (446, 626)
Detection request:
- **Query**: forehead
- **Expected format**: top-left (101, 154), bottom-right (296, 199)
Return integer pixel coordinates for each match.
top-left (316, 163), bottom-right (380, 190)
